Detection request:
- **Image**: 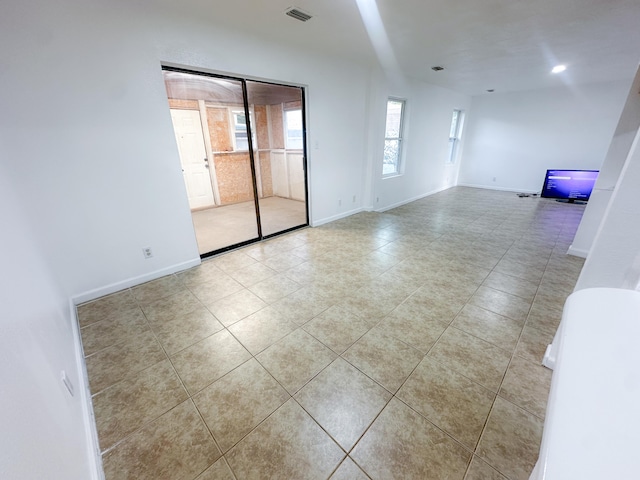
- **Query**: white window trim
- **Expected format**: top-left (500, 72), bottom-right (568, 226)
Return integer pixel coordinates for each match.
top-left (382, 97), bottom-right (406, 178)
top-left (446, 109), bottom-right (464, 165)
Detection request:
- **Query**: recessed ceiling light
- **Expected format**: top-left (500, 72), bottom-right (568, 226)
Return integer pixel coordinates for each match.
top-left (551, 65), bottom-right (567, 74)
top-left (431, 66), bottom-right (444, 71)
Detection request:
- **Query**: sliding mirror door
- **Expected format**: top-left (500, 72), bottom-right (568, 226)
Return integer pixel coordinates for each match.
top-left (163, 68), bottom-right (309, 256)
top-left (246, 81), bottom-right (308, 237)
top-left (163, 69), bottom-right (260, 255)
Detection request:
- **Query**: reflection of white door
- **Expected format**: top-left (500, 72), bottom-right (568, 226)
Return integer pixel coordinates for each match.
top-left (170, 109), bottom-right (215, 210)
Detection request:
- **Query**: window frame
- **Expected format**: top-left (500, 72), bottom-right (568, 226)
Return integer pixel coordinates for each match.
top-left (382, 97), bottom-right (406, 177)
top-left (446, 109), bottom-right (463, 165)
top-left (284, 108), bottom-right (304, 150)
top-left (229, 107), bottom-right (256, 152)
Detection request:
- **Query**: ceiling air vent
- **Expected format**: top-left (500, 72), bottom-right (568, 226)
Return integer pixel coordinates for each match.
top-left (285, 7), bottom-right (313, 22)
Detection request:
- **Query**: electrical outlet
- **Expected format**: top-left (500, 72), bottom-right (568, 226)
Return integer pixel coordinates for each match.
top-left (352, 195), bottom-right (356, 203)
top-left (142, 246), bottom-right (153, 259)
top-left (376, 197), bottom-right (379, 203)
top-left (492, 177), bottom-right (497, 182)
top-left (338, 199), bottom-right (342, 206)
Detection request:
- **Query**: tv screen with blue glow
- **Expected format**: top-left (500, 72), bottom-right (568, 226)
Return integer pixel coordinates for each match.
top-left (541, 169), bottom-right (599, 201)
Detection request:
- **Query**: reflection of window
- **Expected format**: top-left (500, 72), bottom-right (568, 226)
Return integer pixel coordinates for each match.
top-left (285, 109), bottom-right (303, 149)
top-left (232, 110), bottom-right (249, 151)
top-left (447, 109), bottom-right (463, 164)
top-left (383, 98), bottom-right (405, 176)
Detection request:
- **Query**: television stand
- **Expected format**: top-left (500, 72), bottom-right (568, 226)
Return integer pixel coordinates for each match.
top-left (555, 199), bottom-right (587, 205)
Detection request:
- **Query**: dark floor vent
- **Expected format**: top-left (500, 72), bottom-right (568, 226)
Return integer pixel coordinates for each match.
top-left (285, 7), bottom-right (312, 22)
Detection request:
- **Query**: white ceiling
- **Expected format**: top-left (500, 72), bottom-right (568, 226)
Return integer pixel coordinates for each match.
top-left (146, 0), bottom-right (640, 96)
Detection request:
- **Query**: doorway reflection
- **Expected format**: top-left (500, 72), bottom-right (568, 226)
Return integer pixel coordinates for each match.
top-left (163, 68), bottom-right (308, 256)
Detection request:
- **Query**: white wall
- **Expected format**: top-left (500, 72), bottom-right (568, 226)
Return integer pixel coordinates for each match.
top-left (367, 74), bottom-right (471, 212)
top-left (575, 127), bottom-right (640, 290)
top-left (0, 0), bottom-right (376, 476)
top-left (0, 162), bottom-right (96, 479)
top-left (458, 81), bottom-right (630, 192)
top-left (569, 68), bottom-right (640, 257)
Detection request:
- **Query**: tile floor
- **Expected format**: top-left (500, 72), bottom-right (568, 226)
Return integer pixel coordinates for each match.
top-left (77, 187), bottom-right (586, 480)
top-left (191, 196), bottom-right (307, 254)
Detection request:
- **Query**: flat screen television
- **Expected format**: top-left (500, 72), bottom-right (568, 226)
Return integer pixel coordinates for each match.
top-left (540, 169), bottom-right (599, 203)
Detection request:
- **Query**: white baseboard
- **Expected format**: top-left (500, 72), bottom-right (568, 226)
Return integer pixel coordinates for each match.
top-left (457, 182), bottom-right (540, 194)
top-left (567, 245), bottom-right (589, 258)
top-left (311, 207), bottom-right (365, 227)
top-left (375, 185), bottom-right (451, 213)
top-left (69, 298), bottom-right (104, 480)
top-left (71, 258), bottom-right (201, 305)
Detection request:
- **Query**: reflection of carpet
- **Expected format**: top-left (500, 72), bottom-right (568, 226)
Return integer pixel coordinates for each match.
top-left (191, 197), bottom-right (306, 254)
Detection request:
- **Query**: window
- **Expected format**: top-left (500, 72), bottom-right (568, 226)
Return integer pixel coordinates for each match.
top-left (285, 109), bottom-right (303, 149)
top-left (231, 110), bottom-right (249, 150)
top-left (447, 109), bottom-right (463, 164)
top-left (230, 109), bottom-right (256, 151)
top-left (383, 98), bottom-right (405, 176)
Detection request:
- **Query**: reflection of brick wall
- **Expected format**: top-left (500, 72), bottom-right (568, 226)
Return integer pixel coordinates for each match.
top-left (214, 152), bottom-right (254, 204)
top-left (168, 98), bottom-right (198, 110)
top-left (207, 107), bottom-right (232, 152)
top-left (259, 151), bottom-right (273, 197)
top-left (268, 104), bottom-right (285, 149)
top-left (255, 105), bottom-right (269, 149)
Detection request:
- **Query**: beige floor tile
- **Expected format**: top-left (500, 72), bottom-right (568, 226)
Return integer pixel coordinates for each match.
top-left (457, 249), bottom-right (502, 270)
top-left (228, 262), bottom-right (278, 287)
top-left (525, 302), bottom-right (563, 336)
top-left (131, 275), bottom-right (186, 306)
top-left (494, 258), bottom-right (545, 283)
top-left (464, 456), bottom-right (508, 480)
top-left (85, 329), bottom-right (167, 394)
top-left (295, 358), bottom-right (391, 450)
top-left (482, 271), bottom-right (539, 302)
top-left (93, 360), bottom-right (187, 452)
top-left (270, 286), bottom-right (334, 326)
top-left (499, 355), bottom-right (552, 419)
top-left (80, 307), bottom-right (149, 356)
top-left (140, 290), bottom-right (202, 324)
top-left (195, 458), bottom-right (235, 480)
top-left (257, 329), bottom-right (336, 394)
top-left (171, 330), bottom-right (251, 394)
top-left (377, 300), bottom-right (449, 353)
top-left (226, 399), bottom-right (344, 480)
top-left (408, 285), bottom-right (471, 323)
top-left (330, 457), bottom-right (370, 480)
top-left (177, 261), bottom-right (225, 288)
top-left (515, 324), bottom-right (553, 364)
top-left (102, 400), bottom-right (220, 480)
top-left (339, 292), bottom-right (404, 327)
top-left (77, 290), bottom-right (138, 328)
top-left (302, 305), bottom-right (370, 354)
top-left (248, 273), bottom-right (302, 303)
top-left (206, 289), bottom-right (267, 326)
top-left (428, 327), bottom-right (511, 392)
top-left (477, 397), bottom-right (543, 480)
top-left (193, 359), bottom-right (289, 452)
top-left (469, 286), bottom-right (532, 323)
top-left (451, 304), bottom-right (524, 353)
top-left (150, 306), bottom-right (224, 355)
top-left (189, 274), bottom-right (245, 306)
top-left (342, 327), bottom-right (424, 393)
top-left (311, 274), bottom-right (365, 300)
top-left (351, 398), bottom-right (471, 480)
top-left (398, 357), bottom-right (495, 449)
top-left (262, 251), bottom-right (307, 272)
top-left (227, 306), bottom-right (298, 354)
top-left (80, 188), bottom-right (585, 479)
top-left (212, 251), bottom-right (257, 273)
